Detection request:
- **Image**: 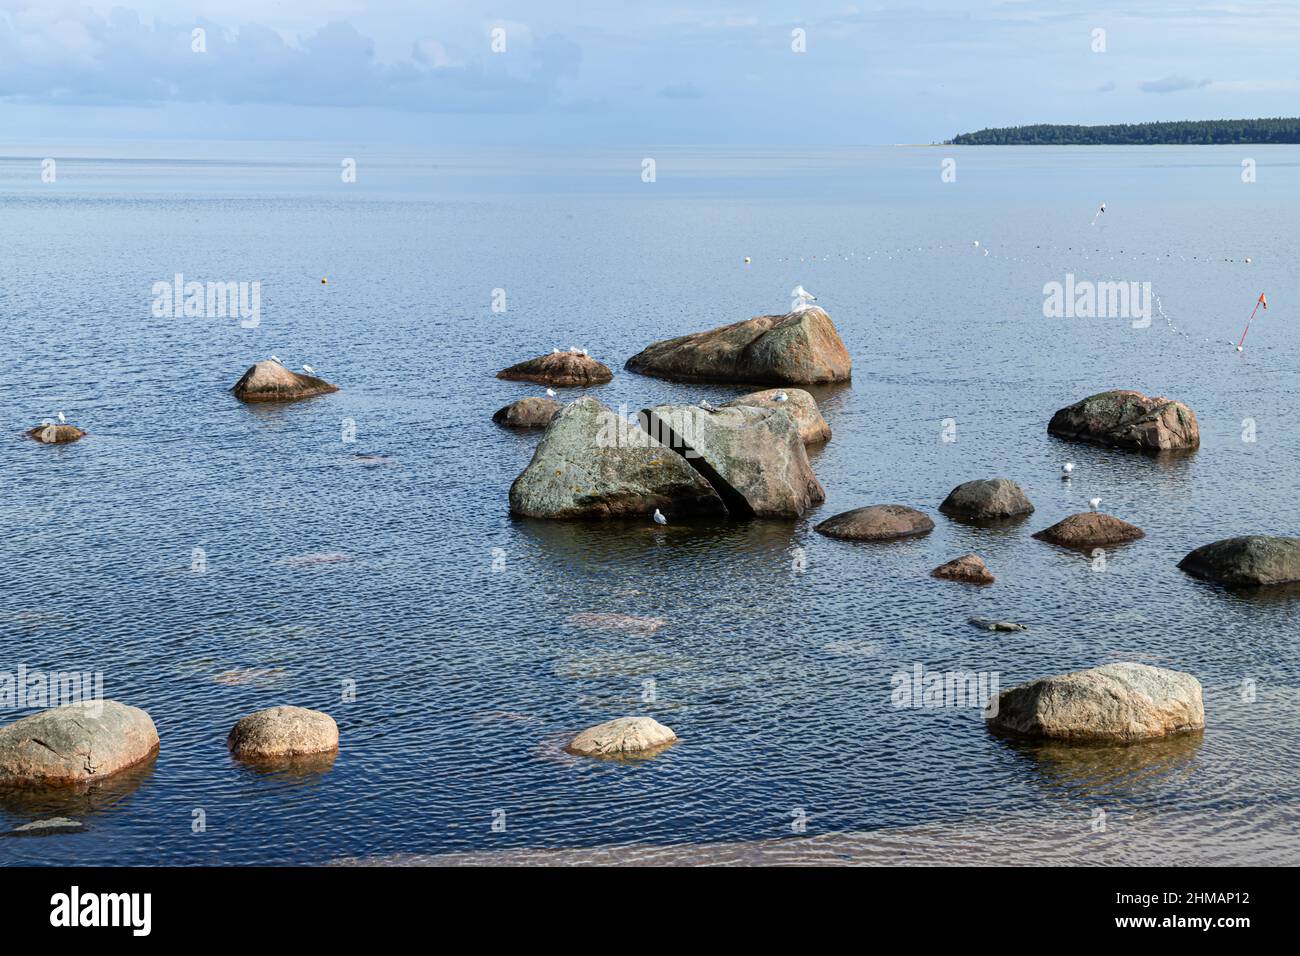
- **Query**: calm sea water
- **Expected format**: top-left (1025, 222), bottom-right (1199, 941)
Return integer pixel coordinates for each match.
top-left (2, 143), bottom-right (1299, 865)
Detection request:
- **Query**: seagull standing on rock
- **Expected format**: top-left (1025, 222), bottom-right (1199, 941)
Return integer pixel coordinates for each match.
top-left (774, 392), bottom-right (789, 403)
top-left (653, 509), bottom-right (667, 525)
top-left (546, 388), bottom-right (556, 397)
top-left (302, 364), bottom-right (315, 374)
top-left (1089, 497), bottom-right (1102, 512)
top-left (57, 411), bottom-right (66, 423)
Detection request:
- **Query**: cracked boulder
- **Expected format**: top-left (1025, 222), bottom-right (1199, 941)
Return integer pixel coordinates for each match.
top-left (641, 403), bottom-right (825, 518)
top-left (1048, 389), bottom-right (1199, 453)
top-left (0, 702), bottom-right (159, 786)
top-left (509, 397), bottom-right (726, 519)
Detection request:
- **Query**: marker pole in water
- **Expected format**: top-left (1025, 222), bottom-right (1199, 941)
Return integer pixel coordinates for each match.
top-left (1236, 292), bottom-right (1268, 350)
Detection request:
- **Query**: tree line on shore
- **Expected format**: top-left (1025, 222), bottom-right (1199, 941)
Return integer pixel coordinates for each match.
top-left (948, 117), bottom-right (1300, 145)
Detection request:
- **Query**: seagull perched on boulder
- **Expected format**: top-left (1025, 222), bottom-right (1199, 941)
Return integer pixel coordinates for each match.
top-left (1089, 497), bottom-right (1102, 512)
top-left (546, 388), bottom-right (556, 397)
top-left (653, 509), bottom-right (667, 525)
top-left (302, 364), bottom-right (315, 374)
top-left (271, 355), bottom-right (282, 364)
top-left (57, 411), bottom-right (66, 423)
top-left (773, 392), bottom-right (789, 403)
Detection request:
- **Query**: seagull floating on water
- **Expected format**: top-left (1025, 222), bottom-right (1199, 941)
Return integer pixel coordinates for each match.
top-left (1061, 462), bottom-right (1074, 477)
top-left (653, 509), bottom-right (667, 525)
top-left (1089, 497), bottom-right (1102, 512)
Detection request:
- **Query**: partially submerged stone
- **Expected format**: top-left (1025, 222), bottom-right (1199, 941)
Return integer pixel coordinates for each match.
top-left (497, 352), bottom-right (613, 387)
top-left (228, 706), bottom-right (339, 760)
top-left (625, 307), bottom-right (851, 385)
top-left (567, 612), bottom-right (666, 634)
top-left (932, 554), bottom-right (995, 584)
top-left (509, 397), bottom-right (725, 520)
top-left (816, 505), bottom-right (934, 541)
top-left (721, 388), bottom-right (831, 444)
top-left (1178, 536), bottom-right (1300, 587)
top-left (1032, 512), bottom-right (1144, 548)
top-left (939, 478), bottom-right (1033, 520)
top-left (968, 617), bottom-right (1026, 632)
top-left (640, 403), bottom-right (824, 518)
top-left (493, 397), bottom-right (562, 428)
top-left (9, 817), bottom-right (84, 836)
top-left (0, 702), bottom-right (159, 786)
top-left (564, 716), bottom-right (677, 758)
top-left (232, 360), bottom-right (338, 403)
top-left (26, 423), bottom-right (86, 444)
top-left (987, 663), bottom-right (1204, 742)
top-left (1048, 389), bottom-right (1199, 453)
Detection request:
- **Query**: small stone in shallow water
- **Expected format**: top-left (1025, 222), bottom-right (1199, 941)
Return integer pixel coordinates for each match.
top-left (968, 617), bottom-right (1027, 632)
top-left (228, 706), bottom-right (339, 760)
top-left (567, 612), bottom-right (666, 635)
top-left (9, 817), bottom-right (84, 836)
top-left (932, 554), bottom-right (995, 584)
top-left (564, 716), bottom-right (677, 758)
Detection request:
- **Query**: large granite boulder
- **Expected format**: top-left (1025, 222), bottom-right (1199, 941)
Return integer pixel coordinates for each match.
top-left (939, 478), bottom-right (1033, 520)
top-left (1178, 536), bottom-right (1300, 587)
top-left (232, 360), bottom-right (338, 403)
top-left (565, 716), bottom-right (677, 758)
top-left (640, 403), bottom-right (824, 518)
top-left (816, 505), bottom-right (934, 541)
top-left (931, 553), bottom-right (994, 584)
top-left (228, 706), bottom-right (339, 760)
top-left (492, 397), bottom-right (561, 428)
top-left (0, 702), bottom-right (159, 786)
top-left (509, 398), bottom-right (726, 519)
top-left (1033, 513), bottom-right (1144, 548)
top-left (1048, 389), bottom-right (1199, 453)
top-left (721, 388), bottom-right (831, 444)
top-left (497, 352), bottom-right (613, 387)
top-left (987, 663), bottom-right (1204, 742)
top-left (26, 423), bottom-right (86, 444)
top-left (625, 307), bottom-right (851, 385)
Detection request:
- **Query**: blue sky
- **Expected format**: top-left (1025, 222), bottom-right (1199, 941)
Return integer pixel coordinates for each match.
top-left (2, 0), bottom-right (1297, 144)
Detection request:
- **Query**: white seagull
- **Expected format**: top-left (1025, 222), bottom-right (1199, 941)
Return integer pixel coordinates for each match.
top-left (552, 348), bottom-right (561, 354)
top-left (1061, 462), bottom-right (1074, 477)
top-left (653, 509), bottom-right (667, 525)
top-left (302, 364), bottom-right (315, 374)
top-left (545, 388), bottom-right (556, 397)
top-left (271, 354), bottom-right (282, 364)
top-left (1089, 497), bottom-right (1102, 512)
top-left (773, 392), bottom-right (789, 403)
top-left (57, 411), bottom-right (66, 423)
top-left (791, 285), bottom-right (816, 302)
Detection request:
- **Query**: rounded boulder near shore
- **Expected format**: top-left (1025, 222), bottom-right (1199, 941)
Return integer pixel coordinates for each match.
top-left (228, 706), bottom-right (339, 760)
top-left (1178, 535), bottom-right (1300, 587)
top-left (816, 505), bottom-right (934, 542)
top-left (232, 360), bottom-right (338, 403)
top-left (1032, 512), bottom-right (1144, 548)
top-left (492, 396), bottom-right (562, 428)
top-left (987, 662), bottom-right (1204, 743)
top-left (564, 716), bottom-right (677, 758)
top-left (0, 701), bottom-right (159, 786)
top-left (939, 478), bottom-right (1033, 520)
top-left (931, 553), bottom-right (994, 584)
top-left (26, 423), bottom-right (86, 444)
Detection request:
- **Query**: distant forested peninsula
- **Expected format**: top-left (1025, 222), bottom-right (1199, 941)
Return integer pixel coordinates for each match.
top-left (948, 118), bottom-right (1300, 145)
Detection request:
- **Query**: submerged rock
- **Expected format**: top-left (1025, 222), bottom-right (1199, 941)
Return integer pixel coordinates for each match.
top-left (1178, 535), bottom-right (1300, 587)
top-left (625, 307), bottom-right (851, 385)
top-left (816, 505), bottom-right (934, 542)
top-left (567, 612), bottom-right (666, 634)
top-left (496, 352), bottom-right (613, 387)
top-left (987, 662), bottom-right (1204, 742)
top-left (932, 554), bottom-right (995, 584)
top-left (9, 817), bottom-right (84, 836)
top-left (939, 478), bottom-right (1033, 520)
top-left (493, 397), bottom-right (562, 428)
top-left (565, 716), bottom-right (677, 758)
top-left (1033, 513), bottom-right (1144, 548)
top-left (228, 706), bottom-right (339, 760)
top-left (0, 702), bottom-right (159, 786)
top-left (509, 397), bottom-right (726, 520)
top-left (721, 388), bottom-right (831, 444)
top-left (641, 403), bottom-right (824, 518)
top-left (26, 423), bottom-right (86, 444)
top-left (232, 360), bottom-right (338, 403)
top-left (1048, 389), bottom-right (1199, 453)
top-left (968, 617), bottom-right (1026, 632)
